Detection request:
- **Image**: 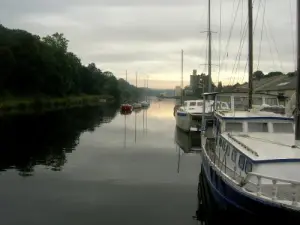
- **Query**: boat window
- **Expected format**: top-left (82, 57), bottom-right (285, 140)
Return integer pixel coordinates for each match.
top-left (219, 137), bottom-right (223, 147)
top-left (248, 122), bottom-right (268, 132)
top-left (245, 160), bottom-right (252, 174)
top-left (222, 139), bottom-right (227, 151)
top-left (231, 149), bottom-right (237, 162)
top-left (225, 122), bottom-right (243, 132)
top-left (273, 123), bottom-right (293, 133)
top-left (197, 102), bottom-right (203, 106)
top-left (190, 102), bottom-right (196, 106)
top-left (238, 155), bottom-right (246, 170)
top-left (226, 144), bottom-right (231, 156)
top-left (253, 97), bottom-right (263, 105)
top-left (265, 98), bottom-right (278, 106)
top-left (234, 97), bottom-right (248, 110)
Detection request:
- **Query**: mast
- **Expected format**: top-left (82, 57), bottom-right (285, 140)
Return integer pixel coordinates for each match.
top-left (136, 71), bottom-right (137, 88)
top-left (181, 50), bottom-right (183, 104)
top-left (126, 70), bottom-right (127, 82)
top-left (295, 0), bottom-right (300, 145)
top-left (208, 0), bottom-right (212, 93)
top-left (248, 0), bottom-right (253, 109)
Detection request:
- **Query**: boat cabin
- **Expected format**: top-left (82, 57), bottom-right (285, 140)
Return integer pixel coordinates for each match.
top-left (211, 110), bottom-right (298, 184)
top-left (202, 92), bottom-right (281, 112)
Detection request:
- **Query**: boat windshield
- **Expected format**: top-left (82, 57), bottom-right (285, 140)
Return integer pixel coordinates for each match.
top-left (197, 102), bottom-right (203, 106)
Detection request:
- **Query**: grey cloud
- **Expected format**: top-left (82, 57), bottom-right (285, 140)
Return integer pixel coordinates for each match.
top-left (0, 0), bottom-right (297, 86)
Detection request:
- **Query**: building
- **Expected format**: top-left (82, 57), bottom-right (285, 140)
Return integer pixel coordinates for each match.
top-left (234, 74), bottom-right (296, 105)
top-left (174, 86), bottom-right (182, 97)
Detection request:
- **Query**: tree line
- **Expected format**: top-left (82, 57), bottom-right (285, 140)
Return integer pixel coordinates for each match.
top-left (0, 25), bottom-right (140, 101)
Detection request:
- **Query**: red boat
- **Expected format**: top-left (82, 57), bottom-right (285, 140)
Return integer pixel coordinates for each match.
top-left (120, 104), bottom-right (133, 114)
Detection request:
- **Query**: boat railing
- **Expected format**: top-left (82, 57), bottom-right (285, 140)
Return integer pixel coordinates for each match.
top-left (205, 146), bottom-right (300, 208)
top-left (242, 172), bottom-right (300, 207)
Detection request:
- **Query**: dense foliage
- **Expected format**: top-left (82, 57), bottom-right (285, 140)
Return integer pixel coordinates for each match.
top-left (0, 25), bottom-right (140, 101)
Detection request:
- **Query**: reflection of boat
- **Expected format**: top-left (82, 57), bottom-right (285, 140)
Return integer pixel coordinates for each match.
top-left (174, 126), bottom-right (202, 153)
top-left (133, 107), bottom-right (142, 114)
top-left (120, 104), bottom-right (133, 113)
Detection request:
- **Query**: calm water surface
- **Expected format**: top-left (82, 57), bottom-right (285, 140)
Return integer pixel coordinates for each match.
top-left (0, 99), bottom-right (201, 225)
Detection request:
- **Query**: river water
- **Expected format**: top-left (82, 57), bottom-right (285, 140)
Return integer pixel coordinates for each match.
top-left (0, 98), bottom-right (201, 225)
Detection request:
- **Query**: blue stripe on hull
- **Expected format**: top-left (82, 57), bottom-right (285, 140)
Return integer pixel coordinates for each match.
top-left (176, 112), bottom-right (187, 116)
top-left (200, 155), bottom-right (300, 222)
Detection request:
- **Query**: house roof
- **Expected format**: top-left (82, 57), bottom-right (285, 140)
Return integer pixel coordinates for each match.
top-left (236, 75), bottom-right (296, 92)
top-left (255, 75), bottom-right (296, 92)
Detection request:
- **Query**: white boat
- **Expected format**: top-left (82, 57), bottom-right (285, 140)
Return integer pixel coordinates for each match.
top-left (196, 0), bottom-right (300, 221)
top-left (132, 102), bottom-right (142, 109)
top-left (175, 99), bottom-right (229, 132)
top-left (200, 92), bottom-right (300, 220)
top-left (140, 101), bottom-right (150, 107)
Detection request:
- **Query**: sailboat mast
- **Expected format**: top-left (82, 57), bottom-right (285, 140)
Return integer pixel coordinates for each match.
top-left (248, 0), bottom-right (253, 109)
top-left (208, 0), bottom-right (212, 93)
top-left (295, 0), bottom-right (300, 145)
top-left (181, 50), bottom-right (184, 105)
top-left (135, 71), bottom-right (138, 102)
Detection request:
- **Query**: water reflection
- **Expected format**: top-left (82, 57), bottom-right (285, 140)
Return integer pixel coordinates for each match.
top-left (174, 127), bottom-right (202, 176)
top-left (0, 105), bottom-right (118, 176)
top-left (120, 107), bottom-right (149, 147)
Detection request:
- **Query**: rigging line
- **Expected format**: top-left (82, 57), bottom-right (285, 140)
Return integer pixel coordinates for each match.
top-left (263, 21), bottom-right (276, 70)
top-left (232, 17), bottom-right (248, 77)
top-left (217, 0), bottom-right (222, 84)
top-left (264, 14), bottom-right (284, 71)
top-left (289, 0), bottom-right (296, 71)
top-left (257, 0), bottom-right (266, 71)
top-left (220, 0), bottom-right (242, 72)
top-left (233, 22), bottom-right (248, 84)
top-left (231, 0), bottom-right (261, 86)
top-left (263, 21), bottom-right (279, 71)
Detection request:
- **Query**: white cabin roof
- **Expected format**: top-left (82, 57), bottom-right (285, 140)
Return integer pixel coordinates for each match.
top-left (216, 110), bottom-right (293, 121)
top-left (222, 132), bottom-right (300, 162)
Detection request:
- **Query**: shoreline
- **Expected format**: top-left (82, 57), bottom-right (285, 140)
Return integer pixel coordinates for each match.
top-left (0, 95), bottom-right (116, 116)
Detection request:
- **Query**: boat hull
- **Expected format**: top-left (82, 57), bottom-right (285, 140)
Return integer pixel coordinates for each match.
top-left (199, 151), bottom-right (300, 223)
top-left (175, 111), bottom-right (191, 131)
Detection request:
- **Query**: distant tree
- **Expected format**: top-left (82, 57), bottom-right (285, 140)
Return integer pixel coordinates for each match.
top-left (216, 81), bottom-right (223, 92)
top-left (0, 24), bottom-right (140, 100)
top-left (253, 70), bottom-right (264, 79)
top-left (42, 32), bottom-right (69, 53)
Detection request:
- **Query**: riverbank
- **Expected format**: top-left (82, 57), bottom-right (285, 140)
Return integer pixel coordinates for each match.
top-left (0, 95), bottom-right (116, 115)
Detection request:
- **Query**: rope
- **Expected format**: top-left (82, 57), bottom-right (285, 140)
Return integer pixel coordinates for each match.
top-left (220, 0), bottom-right (241, 73)
top-left (256, 0), bottom-right (266, 70)
top-left (289, 0), bottom-right (296, 71)
top-left (217, 0), bottom-right (222, 84)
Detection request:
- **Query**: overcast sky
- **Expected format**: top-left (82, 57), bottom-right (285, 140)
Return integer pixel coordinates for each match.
top-left (0, 0), bottom-right (297, 89)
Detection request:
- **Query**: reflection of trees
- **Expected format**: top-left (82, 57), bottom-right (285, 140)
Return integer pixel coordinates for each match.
top-left (0, 105), bottom-right (118, 176)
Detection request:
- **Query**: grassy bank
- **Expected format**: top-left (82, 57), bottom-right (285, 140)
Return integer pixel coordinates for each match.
top-left (0, 95), bottom-right (115, 115)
